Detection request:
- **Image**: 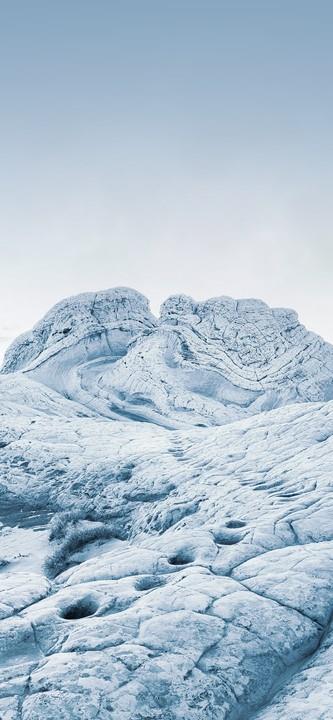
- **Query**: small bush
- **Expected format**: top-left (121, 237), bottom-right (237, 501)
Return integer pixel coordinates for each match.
top-left (48, 508), bottom-right (91, 541)
top-left (44, 522), bottom-right (116, 578)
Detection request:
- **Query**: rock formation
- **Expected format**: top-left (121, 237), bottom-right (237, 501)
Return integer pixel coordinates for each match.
top-left (0, 288), bottom-right (332, 719)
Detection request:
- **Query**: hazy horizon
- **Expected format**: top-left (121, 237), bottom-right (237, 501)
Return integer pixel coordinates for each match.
top-left (1, 0), bottom-right (333, 354)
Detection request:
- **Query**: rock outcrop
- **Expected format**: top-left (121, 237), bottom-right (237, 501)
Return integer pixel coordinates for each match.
top-left (2, 288), bottom-right (333, 426)
top-left (0, 288), bottom-right (333, 719)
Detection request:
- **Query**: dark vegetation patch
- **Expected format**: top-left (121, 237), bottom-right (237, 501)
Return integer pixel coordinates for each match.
top-left (48, 509), bottom-right (92, 542)
top-left (45, 524), bottom-right (114, 578)
top-left (45, 512), bottom-right (122, 578)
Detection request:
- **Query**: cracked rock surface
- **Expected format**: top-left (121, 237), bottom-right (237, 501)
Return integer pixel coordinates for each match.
top-left (1, 287), bottom-right (333, 718)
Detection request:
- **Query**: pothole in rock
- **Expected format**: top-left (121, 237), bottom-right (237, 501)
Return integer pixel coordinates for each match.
top-left (60, 597), bottom-right (99, 620)
top-left (135, 575), bottom-right (166, 591)
top-left (168, 549), bottom-right (195, 566)
top-left (213, 530), bottom-right (243, 545)
top-left (225, 519), bottom-right (246, 529)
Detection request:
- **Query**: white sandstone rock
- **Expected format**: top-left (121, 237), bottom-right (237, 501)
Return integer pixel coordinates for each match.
top-left (0, 288), bottom-right (333, 718)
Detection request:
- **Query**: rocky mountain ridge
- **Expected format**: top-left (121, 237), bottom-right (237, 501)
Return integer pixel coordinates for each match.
top-left (0, 288), bottom-right (333, 720)
top-left (2, 287), bottom-right (333, 426)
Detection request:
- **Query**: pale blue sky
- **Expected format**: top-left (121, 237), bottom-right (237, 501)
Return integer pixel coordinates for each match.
top-left (1, 0), bottom-right (333, 354)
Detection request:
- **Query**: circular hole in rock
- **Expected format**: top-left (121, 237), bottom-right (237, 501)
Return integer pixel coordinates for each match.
top-left (168, 550), bottom-right (194, 566)
top-left (213, 531), bottom-right (242, 545)
top-left (61, 597), bottom-right (99, 620)
top-left (135, 575), bottom-right (166, 591)
top-left (217, 536), bottom-right (240, 545)
top-left (225, 519), bottom-right (246, 529)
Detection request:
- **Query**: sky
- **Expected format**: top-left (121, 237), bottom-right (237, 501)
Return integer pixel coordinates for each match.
top-left (1, 0), bottom-right (333, 359)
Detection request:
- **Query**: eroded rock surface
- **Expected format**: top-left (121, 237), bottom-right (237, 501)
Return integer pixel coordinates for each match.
top-left (0, 288), bottom-right (333, 718)
top-left (3, 288), bottom-right (333, 426)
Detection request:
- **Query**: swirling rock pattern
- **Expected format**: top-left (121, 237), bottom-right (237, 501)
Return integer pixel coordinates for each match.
top-left (0, 288), bottom-right (333, 719)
